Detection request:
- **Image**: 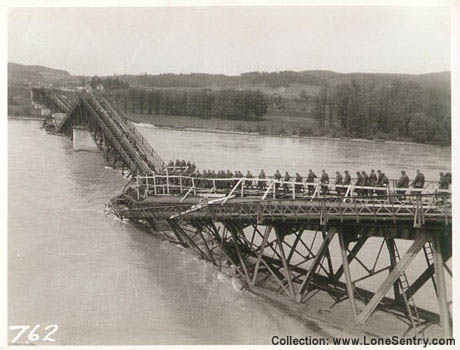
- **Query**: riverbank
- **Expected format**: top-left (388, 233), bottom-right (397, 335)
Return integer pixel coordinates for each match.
top-left (8, 115), bottom-right (45, 121)
top-left (126, 113), bottom-right (448, 148)
top-left (126, 112), bottom-right (319, 137)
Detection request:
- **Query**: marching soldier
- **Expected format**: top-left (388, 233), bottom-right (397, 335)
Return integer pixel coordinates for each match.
top-left (375, 172), bottom-right (389, 196)
top-left (320, 170), bottom-right (329, 195)
top-left (396, 170), bottom-right (410, 198)
top-left (226, 169), bottom-right (234, 190)
top-left (411, 169), bottom-right (425, 189)
top-left (438, 172), bottom-right (449, 190)
top-left (445, 172), bottom-right (452, 186)
top-left (355, 171), bottom-right (363, 195)
top-left (362, 170), bottom-right (370, 195)
top-left (343, 170), bottom-right (351, 185)
top-left (376, 170), bottom-right (384, 186)
top-left (195, 169), bottom-right (202, 188)
top-left (369, 169), bottom-right (377, 187)
top-left (381, 173), bottom-right (389, 187)
top-left (342, 170), bottom-right (351, 196)
top-left (283, 171), bottom-right (291, 192)
top-left (246, 170), bottom-right (253, 189)
top-left (295, 172), bottom-right (303, 194)
top-left (258, 169), bottom-right (266, 190)
top-left (306, 170), bottom-right (317, 195)
top-left (274, 170), bottom-right (282, 191)
top-left (411, 169), bottom-right (425, 193)
top-left (397, 170), bottom-right (409, 188)
top-left (335, 171), bottom-right (343, 195)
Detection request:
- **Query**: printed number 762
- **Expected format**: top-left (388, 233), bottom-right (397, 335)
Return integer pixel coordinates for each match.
top-left (9, 325), bottom-right (58, 343)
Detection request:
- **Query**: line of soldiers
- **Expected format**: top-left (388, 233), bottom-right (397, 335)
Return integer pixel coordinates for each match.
top-left (167, 159), bottom-right (196, 174)
top-left (300, 169), bottom-right (391, 196)
top-left (192, 169), bottom-right (253, 189)
top-left (161, 161), bottom-right (452, 195)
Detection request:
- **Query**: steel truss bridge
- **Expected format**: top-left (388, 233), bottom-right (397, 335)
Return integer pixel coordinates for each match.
top-left (32, 87), bottom-right (453, 338)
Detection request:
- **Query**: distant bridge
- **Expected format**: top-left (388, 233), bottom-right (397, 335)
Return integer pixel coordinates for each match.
top-left (31, 87), bottom-right (452, 338)
top-left (31, 87), bottom-right (72, 113)
top-left (31, 87), bottom-right (165, 174)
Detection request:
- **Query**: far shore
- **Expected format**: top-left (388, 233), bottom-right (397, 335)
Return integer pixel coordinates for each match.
top-left (8, 115), bottom-right (45, 121)
top-left (127, 116), bottom-right (449, 148)
top-left (7, 111), bottom-right (450, 148)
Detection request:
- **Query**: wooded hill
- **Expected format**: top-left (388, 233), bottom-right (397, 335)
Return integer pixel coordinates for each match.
top-left (9, 62), bottom-right (451, 145)
top-left (115, 70), bottom-right (450, 95)
top-left (8, 62), bottom-right (77, 85)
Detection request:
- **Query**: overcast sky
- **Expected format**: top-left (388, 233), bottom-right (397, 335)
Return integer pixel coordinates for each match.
top-left (8, 6), bottom-right (450, 76)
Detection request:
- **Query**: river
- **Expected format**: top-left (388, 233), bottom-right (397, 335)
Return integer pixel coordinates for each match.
top-left (137, 123), bottom-right (451, 182)
top-left (8, 119), bottom-right (451, 345)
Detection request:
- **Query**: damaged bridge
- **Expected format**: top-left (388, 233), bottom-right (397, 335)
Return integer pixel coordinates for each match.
top-left (32, 87), bottom-right (453, 339)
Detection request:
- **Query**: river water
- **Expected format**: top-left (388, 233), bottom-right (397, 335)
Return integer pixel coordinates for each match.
top-left (8, 119), bottom-right (451, 345)
top-left (138, 124), bottom-right (451, 182)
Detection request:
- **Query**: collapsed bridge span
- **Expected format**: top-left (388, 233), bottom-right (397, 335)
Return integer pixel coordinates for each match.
top-left (32, 87), bottom-right (453, 338)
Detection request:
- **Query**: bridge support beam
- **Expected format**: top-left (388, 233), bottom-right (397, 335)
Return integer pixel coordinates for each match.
top-left (432, 232), bottom-right (452, 338)
top-left (338, 229), bottom-right (359, 323)
top-left (297, 227), bottom-right (337, 302)
top-left (356, 231), bottom-right (428, 325)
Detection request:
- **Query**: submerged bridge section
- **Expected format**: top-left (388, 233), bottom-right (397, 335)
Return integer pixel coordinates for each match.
top-left (32, 87), bottom-right (453, 338)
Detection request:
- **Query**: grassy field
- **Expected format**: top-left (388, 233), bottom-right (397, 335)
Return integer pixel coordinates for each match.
top-left (124, 112), bottom-right (340, 137)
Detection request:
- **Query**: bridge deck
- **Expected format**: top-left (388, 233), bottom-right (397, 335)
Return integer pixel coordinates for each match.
top-left (112, 192), bottom-right (451, 230)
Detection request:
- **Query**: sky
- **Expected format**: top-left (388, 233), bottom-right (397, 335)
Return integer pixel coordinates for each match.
top-left (7, 6), bottom-right (451, 76)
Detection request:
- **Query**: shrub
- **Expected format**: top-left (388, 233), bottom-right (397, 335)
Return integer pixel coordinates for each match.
top-left (298, 126), bottom-right (313, 136)
top-left (255, 124), bottom-right (267, 132)
top-left (8, 95), bottom-right (18, 106)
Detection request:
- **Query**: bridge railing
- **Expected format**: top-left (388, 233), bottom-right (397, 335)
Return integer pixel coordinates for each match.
top-left (49, 94), bottom-right (69, 113)
top-left (130, 173), bottom-right (450, 202)
top-left (56, 94), bottom-right (71, 110)
top-left (82, 93), bottom-right (153, 174)
top-left (96, 96), bottom-right (165, 171)
top-left (126, 121), bottom-right (166, 170)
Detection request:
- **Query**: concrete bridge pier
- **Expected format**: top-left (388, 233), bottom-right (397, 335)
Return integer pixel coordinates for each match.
top-left (72, 126), bottom-right (99, 152)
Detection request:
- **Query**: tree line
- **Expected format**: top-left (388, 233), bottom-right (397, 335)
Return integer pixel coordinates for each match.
top-left (240, 71), bottom-right (325, 88)
top-left (312, 79), bottom-right (451, 144)
top-left (109, 88), bottom-right (268, 120)
top-left (89, 76), bottom-right (129, 90)
top-left (116, 71), bottom-right (326, 88)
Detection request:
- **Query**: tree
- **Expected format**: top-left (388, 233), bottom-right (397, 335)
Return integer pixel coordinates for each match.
top-left (313, 85), bottom-right (329, 128)
top-left (333, 83), bottom-right (351, 130)
top-left (299, 89), bottom-right (308, 100)
top-left (8, 94), bottom-right (18, 106)
top-left (409, 112), bottom-right (436, 143)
